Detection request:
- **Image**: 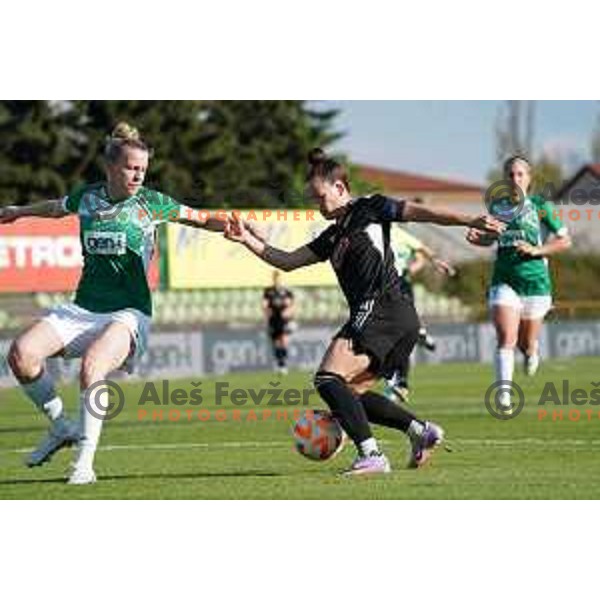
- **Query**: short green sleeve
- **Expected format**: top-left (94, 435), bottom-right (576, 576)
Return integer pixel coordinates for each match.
top-left (532, 196), bottom-right (568, 236)
top-left (63, 185), bottom-right (89, 213)
top-left (142, 189), bottom-right (183, 224)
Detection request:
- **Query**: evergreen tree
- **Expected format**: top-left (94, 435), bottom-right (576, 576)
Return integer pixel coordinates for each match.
top-left (187, 101), bottom-right (340, 207)
top-left (65, 100), bottom-right (214, 200)
top-left (0, 101), bottom-right (72, 206)
top-left (0, 100), bottom-right (342, 208)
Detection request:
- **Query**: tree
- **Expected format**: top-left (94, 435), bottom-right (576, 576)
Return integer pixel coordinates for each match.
top-left (487, 100), bottom-right (564, 197)
top-left (0, 101), bottom-right (342, 208)
top-left (531, 154), bottom-right (563, 198)
top-left (494, 100), bottom-right (535, 160)
top-left (488, 100), bottom-right (536, 183)
top-left (0, 101), bottom-right (73, 206)
top-left (64, 100), bottom-right (215, 200)
top-left (186, 101), bottom-right (341, 207)
top-left (64, 100), bottom-right (341, 208)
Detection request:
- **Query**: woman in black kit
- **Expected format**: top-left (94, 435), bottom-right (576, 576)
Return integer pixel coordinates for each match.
top-left (225, 149), bottom-right (504, 475)
top-left (263, 270), bottom-right (295, 374)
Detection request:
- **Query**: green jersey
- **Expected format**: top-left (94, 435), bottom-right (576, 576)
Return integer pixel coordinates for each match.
top-left (490, 195), bottom-right (567, 296)
top-left (391, 227), bottom-right (424, 282)
top-left (63, 183), bottom-right (185, 316)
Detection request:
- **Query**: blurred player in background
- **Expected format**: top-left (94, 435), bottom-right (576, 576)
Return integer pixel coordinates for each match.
top-left (263, 270), bottom-right (295, 375)
top-left (0, 122), bottom-right (226, 485)
top-left (225, 148), bottom-right (504, 475)
top-left (384, 225), bottom-right (456, 402)
top-left (467, 155), bottom-right (570, 415)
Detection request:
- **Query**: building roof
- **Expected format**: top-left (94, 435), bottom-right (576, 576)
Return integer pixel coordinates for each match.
top-left (590, 164), bottom-right (600, 177)
top-left (357, 164), bottom-right (485, 194)
top-left (557, 163), bottom-right (600, 198)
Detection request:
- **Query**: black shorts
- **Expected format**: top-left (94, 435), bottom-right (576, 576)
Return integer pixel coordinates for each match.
top-left (268, 317), bottom-right (292, 338)
top-left (335, 292), bottom-right (420, 377)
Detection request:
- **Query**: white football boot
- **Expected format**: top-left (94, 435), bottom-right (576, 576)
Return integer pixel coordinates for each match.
top-left (67, 465), bottom-right (97, 485)
top-left (524, 353), bottom-right (540, 377)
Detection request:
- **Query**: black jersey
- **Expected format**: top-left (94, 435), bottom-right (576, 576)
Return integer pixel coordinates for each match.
top-left (263, 286), bottom-right (294, 319)
top-left (307, 194), bottom-right (407, 314)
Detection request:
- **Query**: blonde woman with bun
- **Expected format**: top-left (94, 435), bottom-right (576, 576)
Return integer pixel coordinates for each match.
top-left (0, 123), bottom-right (225, 484)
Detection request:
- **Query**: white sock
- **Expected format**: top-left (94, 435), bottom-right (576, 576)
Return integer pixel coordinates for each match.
top-left (21, 369), bottom-right (65, 422)
top-left (74, 385), bottom-right (108, 471)
top-left (498, 391), bottom-right (513, 409)
top-left (359, 437), bottom-right (380, 456)
top-left (494, 347), bottom-right (514, 386)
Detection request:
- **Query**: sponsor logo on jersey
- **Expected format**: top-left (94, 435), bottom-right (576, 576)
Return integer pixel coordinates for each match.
top-left (498, 229), bottom-right (526, 247)
top-left (83, 231), bottom-right (127, 255)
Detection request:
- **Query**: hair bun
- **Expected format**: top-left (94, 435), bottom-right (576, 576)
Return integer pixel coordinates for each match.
top-left (111, 122), bottom-right (140, 142)
top-left (307, 147), bottom-right (327, 166)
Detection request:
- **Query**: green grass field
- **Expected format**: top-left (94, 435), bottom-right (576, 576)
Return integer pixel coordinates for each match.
top-left (0, 357), bottom-right (598, 499)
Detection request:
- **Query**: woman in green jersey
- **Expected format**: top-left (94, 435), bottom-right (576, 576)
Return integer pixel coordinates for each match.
top-left (0, 123), bottom-right (224, 484)
top-left (467, 155), bottom-right (571, 415)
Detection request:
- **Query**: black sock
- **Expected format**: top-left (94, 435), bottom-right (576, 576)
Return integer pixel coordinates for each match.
top-left (386, 332), bottom-right (415, 385)
top-left (280, 347), bottom-right (288, 366)
top-left (358, 391), bottom-right (422, 433)
top-left (314, 371), bottom-right (373, 446)
top-left (274, 347), bottom-right (285, 367)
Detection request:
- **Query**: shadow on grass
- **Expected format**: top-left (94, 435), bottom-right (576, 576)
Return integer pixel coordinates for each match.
top-left (0, 470), bottom-right (284, 486)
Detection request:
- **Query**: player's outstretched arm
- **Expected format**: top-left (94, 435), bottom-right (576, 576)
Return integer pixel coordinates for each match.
top-left (224, 214), bottom-right (320, 272)
top-left (178, 214), bottom-right (227, 232)
top-left (176, 209), bottom-right (267, 238)
top-left (0, 199), bottom-right (68, 224)
top-left (416, 246), bottom-right (457, 277)
top-left (401, 200), bottom-right (505, 234)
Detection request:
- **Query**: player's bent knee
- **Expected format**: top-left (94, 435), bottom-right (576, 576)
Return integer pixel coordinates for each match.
top-left (517, 340), bottom-right (536, 355)
top-left (314, 370), bottom-right (346, 391)
top-left (498, 340), bottom-right (517, 350)
top-left (7, 339), bottom-right (41, 380)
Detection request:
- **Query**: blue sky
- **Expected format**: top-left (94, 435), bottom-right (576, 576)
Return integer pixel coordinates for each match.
top-left (313, 101), bottom-right (599, 185)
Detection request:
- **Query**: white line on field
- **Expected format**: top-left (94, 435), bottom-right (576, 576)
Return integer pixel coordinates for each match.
top-left (1, 440), bottom-right (290, 455)
top-left (2, 437), bottom-right (600, 456)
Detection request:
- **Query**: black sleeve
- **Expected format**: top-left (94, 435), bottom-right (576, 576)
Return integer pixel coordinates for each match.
top-left (306, 224), bottom-right (337, 261)
top-left (368, 194), bottom-right (406, 222)
top-left (263, 288), bottom-right (270, 300)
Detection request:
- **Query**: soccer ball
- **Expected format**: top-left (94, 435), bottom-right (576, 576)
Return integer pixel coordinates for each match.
top-left (292, 409), bottom-right (346, 461)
